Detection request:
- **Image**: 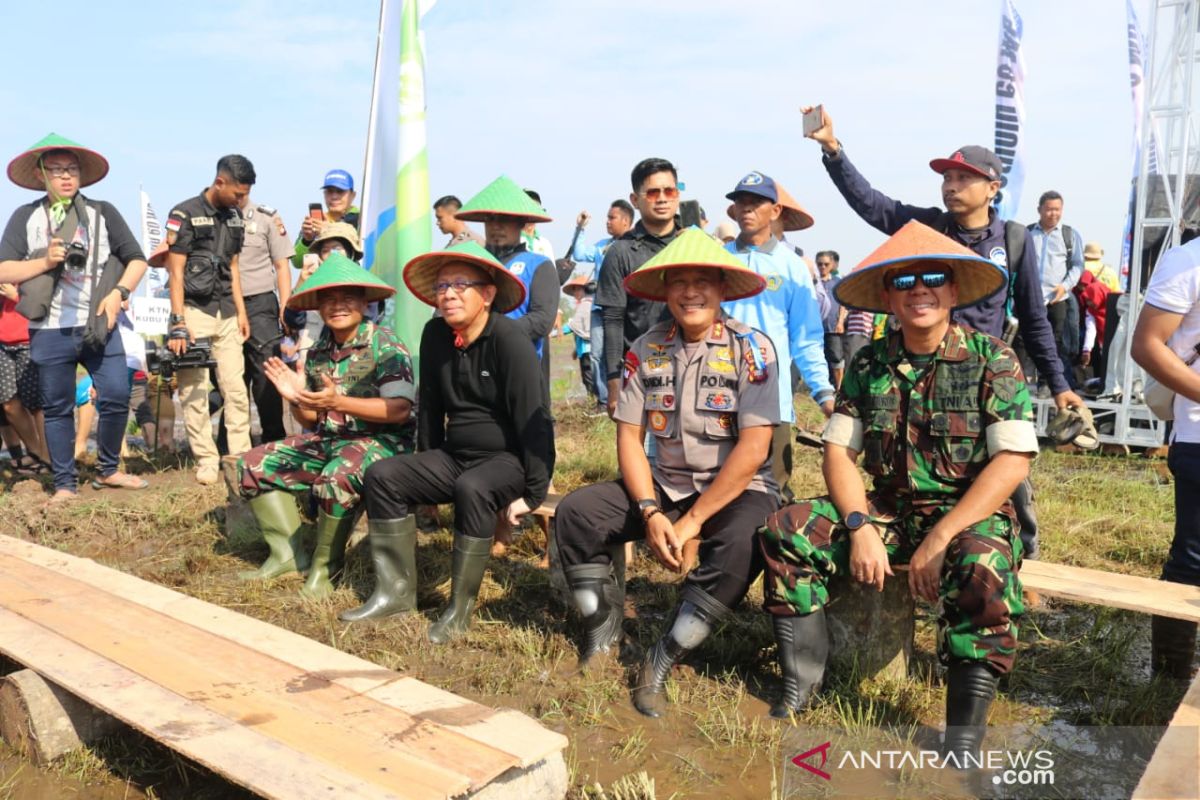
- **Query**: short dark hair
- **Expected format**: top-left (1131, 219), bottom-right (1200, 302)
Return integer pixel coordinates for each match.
top-left (524, 188), bottom-right (542, 205)
top-left (610, 199), bottom-right (635, 222)
top-left (630, 158), bottom-right (677, 192)
top-left (1038, 190), bottom-right (1063, 208)
top-left (216, 154), bottom-right (256, 186)
top-left (433, 195), bottom-right (462, 211)
top-left (38, 148), bottom-right (78, 165)
top-left (815, 250), bottom-right (840, 263)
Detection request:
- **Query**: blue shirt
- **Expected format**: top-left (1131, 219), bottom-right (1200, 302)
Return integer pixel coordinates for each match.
top-left (1029, 223), bottom-right (1084, 304)
top-left (722, 237), bottom-right (833, 421)
top-left (572, 236), bottom-right (614, 280)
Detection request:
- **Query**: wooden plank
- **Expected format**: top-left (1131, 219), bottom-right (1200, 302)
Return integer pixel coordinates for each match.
top-left (0, 535), bottom-right (567, 767)
top-left (0, 553), bottom-right (509, 796)
top-left (1133, 669), bottom-right (1200, 800)
top-left (1019, 561), bottom-right (1200, 623)
top-left (0, 608), bottom-right (404, 800)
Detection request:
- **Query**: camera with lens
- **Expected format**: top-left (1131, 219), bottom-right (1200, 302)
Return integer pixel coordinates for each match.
top-left (63, 241), bottom-right (89, 270)
top-left (145, 337), bottom-right (218, 376)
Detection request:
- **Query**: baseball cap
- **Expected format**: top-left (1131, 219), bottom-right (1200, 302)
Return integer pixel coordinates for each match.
top-left (321, 169), bottom-right (354, 191)
top-left (929, 146), bottom-right (1002, 181)
top-left (725, 171), bottom-right (779, 202)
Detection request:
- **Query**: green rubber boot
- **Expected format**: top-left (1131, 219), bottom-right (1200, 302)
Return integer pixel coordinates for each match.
top-left (299, 511), bottom-right (356, 598)
top-left (239, 492), bottom-right (310, 580)
top-left (338, 517), bottom-right (419, 621)
top-left (428, 535), bottom-right (492, 644)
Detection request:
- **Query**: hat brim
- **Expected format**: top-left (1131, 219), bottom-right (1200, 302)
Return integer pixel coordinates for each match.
top-left (454, 208), bottom-right (552, 224)
top-left (8, 146), bottom-right (109, 191)
top-left (833, 254), bottom-right (1007, 314)
top-left (310, 236), bottom-right (363, 260)
top-left (780, 206), bottom-right (814, 232)
top-left (287, 281), bottom-right (396, 312)
top-left (928, 158), bottom-right (997, 181)
top-left (624, 263), bottom-right (766, 303)
top-left (403, 252), bottom-right (526, 314)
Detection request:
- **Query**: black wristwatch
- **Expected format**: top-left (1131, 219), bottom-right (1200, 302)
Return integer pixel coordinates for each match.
top-left (116, 285), bottom-right (130, 301)
top-left (169, 313), bottom-right (186, 326)
top-left (637, 498), bottom-right (660, 520)
top-left (844, 511), bottom-right (871, 532)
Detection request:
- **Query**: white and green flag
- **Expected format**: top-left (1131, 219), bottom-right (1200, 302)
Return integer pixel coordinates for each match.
top-left (361, 0), bottom-right (436, 364)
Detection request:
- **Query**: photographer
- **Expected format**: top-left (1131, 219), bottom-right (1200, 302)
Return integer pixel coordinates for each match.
top-left (0, 134), bottom-right (147, 501)
top-left (163, 155), bottom-right (253, 486)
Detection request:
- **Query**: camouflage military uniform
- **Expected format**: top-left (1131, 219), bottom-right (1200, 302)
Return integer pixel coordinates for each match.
top-left (238, 320), bottom-right (416, 518)
top-left (758, 324), bottom-right (1037, 674)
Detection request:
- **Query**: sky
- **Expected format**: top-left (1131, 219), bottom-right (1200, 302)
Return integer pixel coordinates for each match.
top-left (0, 0), bottom-right (1166, 273)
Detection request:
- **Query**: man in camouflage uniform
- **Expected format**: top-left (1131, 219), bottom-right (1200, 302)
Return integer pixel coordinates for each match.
top-left (758, 222), bottom-right (1038, 763)
top-left (237, 251), bottom-right (415, 598)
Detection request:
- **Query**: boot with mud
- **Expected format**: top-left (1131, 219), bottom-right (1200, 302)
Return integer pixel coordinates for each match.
top-left (769, 610), bottom-right (828, 719)
top-left (338, 516), bottom-right (419, 620)
top-left (942, 662), bottom-right (999, 766)
top-left (239, 491), bottom-right (311, 580)
top-left (427, 534), bottom-right (492, 644)
top-left (565, 562), bottom-right (625, 670)
top-left (1151, 615), bottom-right (1198, 680)
top-left (299, 511), bottom-right (356, 598)
top-left (632, 589), bottom-right (730, 718)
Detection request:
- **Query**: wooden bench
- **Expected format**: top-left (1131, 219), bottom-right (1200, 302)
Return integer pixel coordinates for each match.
top-left (0, 535), bottom-right (568, 799)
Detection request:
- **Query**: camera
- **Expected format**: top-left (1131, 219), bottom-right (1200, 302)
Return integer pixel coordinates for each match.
top-left (145, 337), bottom-right (218, 376)
top-left (63, 241), bottom-right (88, 270)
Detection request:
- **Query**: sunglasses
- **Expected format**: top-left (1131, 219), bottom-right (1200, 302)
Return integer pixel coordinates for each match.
top-left (888, 270), bottom-right (951, 291)
top-left (642, 186), bottom-right (679, 201)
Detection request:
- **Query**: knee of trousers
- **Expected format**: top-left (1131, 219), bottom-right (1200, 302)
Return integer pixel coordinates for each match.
top-left (362, 457), bottom-right (410, 517)
top-left (553, 492), bottom-right (600, 567)
top-left (312, 465), bottom-right (361, 507)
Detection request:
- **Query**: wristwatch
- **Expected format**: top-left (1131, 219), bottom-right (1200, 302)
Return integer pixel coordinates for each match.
top-left (637, 498), bottom-right (661, 520)
top-left (116, 285), bottom-right (131, 301)
top-left (169, 313), bottom-right (186, 326)
top-left (844, 511), bottom-right (871, 532)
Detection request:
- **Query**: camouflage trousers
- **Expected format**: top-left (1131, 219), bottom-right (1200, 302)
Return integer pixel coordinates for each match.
top-left (758, 493), bottom-right (1024, 675)
top-left (237, 432), bottom-right (409, 518)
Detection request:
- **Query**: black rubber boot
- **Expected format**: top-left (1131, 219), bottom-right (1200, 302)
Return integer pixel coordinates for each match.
top-left (632, 590), bottom-right (730, 718)
top-left (427, 535), bottom-right (492, 644)
top-left (338, 517), bottom-right (418, 620)
top-left (239, 491), bottom-right (311, 580)
top-left (943, 662), bottom-right (1000, 766)
top-left (564, 562), bottom-right (625, 670)
top-left (1151, 615), bottom-right (1198, 680)
top-left (769, 610), bottom-right (829, 719)
top-left (300, 511), bottom-right (356, 598)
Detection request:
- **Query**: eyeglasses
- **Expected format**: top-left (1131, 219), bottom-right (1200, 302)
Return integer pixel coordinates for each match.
top-left (888, 270), bottom-right (951, 291)
top-left (434, 279), bottom-right (490, 296)
top-left (641, 186), bottom-right (679, 201)
top-left (42, 165), bottom-right (80, 177)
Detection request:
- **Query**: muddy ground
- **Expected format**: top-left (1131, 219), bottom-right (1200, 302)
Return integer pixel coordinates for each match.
top-left (0, 337), bottom-right (1190, 799)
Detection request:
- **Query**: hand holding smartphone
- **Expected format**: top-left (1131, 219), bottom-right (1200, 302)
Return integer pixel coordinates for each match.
top-left (802, 105), bottom-right (825, 137)
top-left (308, 203), bottom-right (325, 222)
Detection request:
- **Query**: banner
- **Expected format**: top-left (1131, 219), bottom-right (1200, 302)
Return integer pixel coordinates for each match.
top-left (1119, 0), bottom-right (1159, 287)
top-left (993, 0), bottom-right (1026, 220)
top-left (360, 0), bottom-right (436, 366)
top-left (139, 189), bottom-right (168, 299)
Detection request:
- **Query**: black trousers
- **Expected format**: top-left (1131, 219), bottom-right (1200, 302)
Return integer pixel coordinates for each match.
top-left (1166, 442), bottom-right (1200, 586)
top-left (217, 292), bottom-right (285, 451)
top-left (555, 480), bottom-right (779, 609)
top-left (363, 448), bottom-right (525, 540)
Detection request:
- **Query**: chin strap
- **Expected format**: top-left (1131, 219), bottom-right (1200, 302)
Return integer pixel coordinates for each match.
top-left (42, 167), bottom-right (72, 228)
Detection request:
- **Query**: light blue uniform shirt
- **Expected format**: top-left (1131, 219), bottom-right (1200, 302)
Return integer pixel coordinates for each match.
top-left (572, 236), bottom-right (614, 279)
top-left (722, 237), bottom-right (833, 422)
top-left (1029, 223), bottom-right (1084, 304)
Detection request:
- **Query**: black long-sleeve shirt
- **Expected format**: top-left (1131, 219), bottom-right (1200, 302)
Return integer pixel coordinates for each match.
top-left (417, 312), bottom-right (555, 508)
top-left (822, 147), bottom-right (1068, 395)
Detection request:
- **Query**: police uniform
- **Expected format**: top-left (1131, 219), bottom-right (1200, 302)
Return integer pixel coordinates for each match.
top-left (229, 203), bottom-right (290, 444)
top-left (165, 191), bottom-right (251, 469)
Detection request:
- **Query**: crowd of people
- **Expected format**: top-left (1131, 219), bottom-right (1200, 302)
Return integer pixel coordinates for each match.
top-left (0, 104), bottom-right (1196, 768)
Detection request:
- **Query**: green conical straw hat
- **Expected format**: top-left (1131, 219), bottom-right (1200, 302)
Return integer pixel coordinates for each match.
top-left (455, 175), bottom-right (552, 223)
top-left (7, 133), bottom-right (109, 191)
top-left (403, 240), bottom-right (527, 314)
top-left (287, 251), bottom-right (396, 311)
top-left (624, 227), bottom-right (766, 302)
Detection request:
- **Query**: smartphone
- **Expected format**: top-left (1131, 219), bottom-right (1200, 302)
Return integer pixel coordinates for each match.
top-left (308, 203), bottom-right (325, 221)
top-left (679, 199), bottom-right (702, 229)
top-left (802, 105), bottom-right (824, 137)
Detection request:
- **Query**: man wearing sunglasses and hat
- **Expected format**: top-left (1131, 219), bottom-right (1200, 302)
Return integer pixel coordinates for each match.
top-left (554, 229), bottom-right (781, 718)
top-left (759, 222), bottom-right (1036, 763)
top-left (341, 241), bottom-right (554, 644)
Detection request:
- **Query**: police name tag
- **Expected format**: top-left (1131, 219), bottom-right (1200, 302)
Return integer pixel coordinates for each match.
top-left (190, 216), bottom-right (214, 226)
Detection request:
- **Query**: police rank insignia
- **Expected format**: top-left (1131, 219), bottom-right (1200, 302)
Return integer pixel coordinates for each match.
top-left (649, 411), bottom-right (668, 431)
top-left (707, 360), bottom-right (735, 374)
top-left (647, 342), bottom-right (670, 355)
top-left (646, 356), bottom-right (671, 372)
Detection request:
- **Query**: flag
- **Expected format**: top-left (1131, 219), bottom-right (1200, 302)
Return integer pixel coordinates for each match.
top-left (138, 189), bottom-right (167, 299)
top-left (993, 0), bottom-right (1026, 220)
top-left (360, 0), bottom-right (435, 365)
top-left (1119, 0), bottom-right (1160, 287)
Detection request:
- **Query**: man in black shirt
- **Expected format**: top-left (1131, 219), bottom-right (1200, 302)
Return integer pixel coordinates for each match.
top-left (596, 158), bottom-right (684, 417)
top-left (341, 240), bottom-right (555, 644)
top-left (164, 155), bottom-right (253, 486)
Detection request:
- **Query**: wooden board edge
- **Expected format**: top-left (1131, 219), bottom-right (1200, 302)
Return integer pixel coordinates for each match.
top-left (1132, 670), bottom-right (1200, 800)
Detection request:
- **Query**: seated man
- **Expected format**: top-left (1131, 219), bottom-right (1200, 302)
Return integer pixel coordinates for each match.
top-left (758, 221), bottom-right (1037, 762)
top-left (341, 241), bottom-right (555, 645)
top-left (554, 228), bottom-right (781, 718)
top-left (236, 251), bottom-right (415, 597)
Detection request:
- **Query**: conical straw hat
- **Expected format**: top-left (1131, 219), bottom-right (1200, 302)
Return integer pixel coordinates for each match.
top-left (454, 175), bottom-right (552, 223)
top-left (8, 132), bottom-right (109, 191)
top-left (624, 228), bottom-right (766, 302)
top-left (403, 240), bottom-right (526, 314)
top-left (287, 251), bottom-right (396, 311)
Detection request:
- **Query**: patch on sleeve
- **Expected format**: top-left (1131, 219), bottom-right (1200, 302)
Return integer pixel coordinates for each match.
top-left (165, 216), bottom-right (182, 232)
top-left (990, 376), bottom-right (1022, 403)
top-left (623, 351), bottom-right (640, 386)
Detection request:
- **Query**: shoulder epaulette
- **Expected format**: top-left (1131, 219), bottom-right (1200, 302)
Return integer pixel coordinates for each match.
top-left (256, 204), bottom-right (276, 216)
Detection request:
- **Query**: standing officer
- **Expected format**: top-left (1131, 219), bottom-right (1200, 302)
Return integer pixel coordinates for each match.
top-left (553, 229), bottom-right (780, 718)
top-left (759, 222), bottom-right (1035, 762)
top-left (163, 155), bottom-right (253, 485)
